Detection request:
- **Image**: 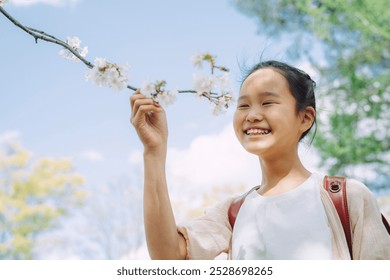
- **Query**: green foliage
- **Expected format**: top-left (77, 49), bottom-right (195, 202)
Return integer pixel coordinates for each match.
top-left (0, 142), bottom-right (85, 259)
top-left (233, 0), bottom-right (390, 187)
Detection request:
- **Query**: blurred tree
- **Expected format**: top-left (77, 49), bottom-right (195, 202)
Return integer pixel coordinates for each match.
top-left (180, 184), bottom-right (247, 218)
top-left (378, 195), bottom-right (390, 221)
top-left (0, 141), bottom-right (85, 259)
top-left (233, 0), bottom-right (390, 188)
top-left (79, 177), bottom-right (144, 259)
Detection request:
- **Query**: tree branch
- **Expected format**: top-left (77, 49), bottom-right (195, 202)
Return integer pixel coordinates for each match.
top-left (1, 6), bottom-right (94, 69)
top-left (0, 6), bottom-right (233, 112)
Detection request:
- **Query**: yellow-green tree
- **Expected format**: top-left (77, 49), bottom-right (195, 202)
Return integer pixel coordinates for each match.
top-left (0, 141), bottom-right (85, 259)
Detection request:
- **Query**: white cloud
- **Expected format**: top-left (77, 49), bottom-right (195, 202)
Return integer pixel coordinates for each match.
top-left (166, 124), bottom-right (323, 195)
top-left (129, 122), bottom-right (324, 193)
top-left (127, 124), bottom-right (261, 215)
top-left (0, 130), bottom-right (21, 143)
top-left (128, 150), bottom-right (143, 166)
top-left (128, 123), bottom-right (324, 221)
top-left (8, 0), bottom-right (80, 7)
top-left (78, 149), bottom-right (103, 161)
top-left (129, 124), bottom-right (261, 192)
top-left (167, 124), bottom-right (260, 194)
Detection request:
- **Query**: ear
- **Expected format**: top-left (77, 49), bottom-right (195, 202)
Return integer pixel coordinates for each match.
top-left (299, 106), bottom-right (316, 134)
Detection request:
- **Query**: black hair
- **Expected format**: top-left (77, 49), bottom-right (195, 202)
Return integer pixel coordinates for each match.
top-left (242, 60), bottom-right (317, 142)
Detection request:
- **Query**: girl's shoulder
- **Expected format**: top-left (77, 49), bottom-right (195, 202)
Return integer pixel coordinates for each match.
top-left (343, 177), bottom-right (380, 214)
top-left (316, 173), bottom-right (373, 199)
top-left (345, 177), bottom-right (375, 201)
top-left (316, 173), bottom-right (376, 209)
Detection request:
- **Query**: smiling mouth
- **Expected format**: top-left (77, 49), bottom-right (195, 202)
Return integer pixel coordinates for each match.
top-left (245, 128), bottom-right (271, 136)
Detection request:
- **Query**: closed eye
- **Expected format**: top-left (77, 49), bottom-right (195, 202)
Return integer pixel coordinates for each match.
top-left (237, 104), bottom-right (249, 109)
top-left (262, 101), bottom-right (275, 106)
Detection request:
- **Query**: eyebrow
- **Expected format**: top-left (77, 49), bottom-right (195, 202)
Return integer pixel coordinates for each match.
top-left (237, 91), bottom-right (281, 102)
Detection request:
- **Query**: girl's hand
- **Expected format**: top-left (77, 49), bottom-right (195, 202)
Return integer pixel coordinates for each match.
top-left (130, 90), bottom-right (168, 154)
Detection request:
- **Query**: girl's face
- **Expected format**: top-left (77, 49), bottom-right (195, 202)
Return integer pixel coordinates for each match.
top-left (233, 68), bottom-right (314, 158)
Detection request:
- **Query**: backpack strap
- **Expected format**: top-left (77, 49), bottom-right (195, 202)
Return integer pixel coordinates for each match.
top-left (323, 176), bottom-right (353, 259)
top-left (228, 185), bottom-right (259, 229)
top-left (382, 214), bottom-right (390, 234)
top-left (228, 175), bottom-right (389, 259)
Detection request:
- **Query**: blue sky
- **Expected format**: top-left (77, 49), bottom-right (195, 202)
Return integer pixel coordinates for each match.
top-left (1, 0), bottom-right (313, 188)
top-left (0, 0), bottom-right (324, 258)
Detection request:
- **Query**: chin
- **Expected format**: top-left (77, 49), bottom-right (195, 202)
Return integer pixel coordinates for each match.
top-left (242, 143), bottom-right (269, 157)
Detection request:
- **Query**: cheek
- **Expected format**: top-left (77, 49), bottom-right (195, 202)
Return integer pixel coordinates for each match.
top-left (233, 111), bottom-right (243, 136)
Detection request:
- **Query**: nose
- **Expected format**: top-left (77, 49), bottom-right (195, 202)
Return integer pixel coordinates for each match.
top-left (246, 107), bottom-right (264, 122)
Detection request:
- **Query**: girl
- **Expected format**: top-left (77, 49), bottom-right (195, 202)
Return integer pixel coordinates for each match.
top-left (130, 60), bottom-right (390, 260)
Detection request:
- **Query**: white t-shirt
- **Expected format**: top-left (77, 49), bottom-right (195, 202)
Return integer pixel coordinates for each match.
top-left (231, 173), bottom-right (332, 260)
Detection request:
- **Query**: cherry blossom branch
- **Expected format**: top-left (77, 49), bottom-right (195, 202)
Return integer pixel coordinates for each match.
top-left (0, 4), bottom-right (233, 114)
top-left (0, 6), bottom-right (94, 69)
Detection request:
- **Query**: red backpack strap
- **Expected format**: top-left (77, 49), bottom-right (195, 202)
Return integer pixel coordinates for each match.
top-left (323, 176), bottom-right (353, 258)
top-left (382, 214), bottom-right (390, 234)
top-left (228, 186), bottom-right (260, 229)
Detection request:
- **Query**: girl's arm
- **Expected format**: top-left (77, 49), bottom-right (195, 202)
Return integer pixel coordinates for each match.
top-left (130, 91), bottom-right (187, 260)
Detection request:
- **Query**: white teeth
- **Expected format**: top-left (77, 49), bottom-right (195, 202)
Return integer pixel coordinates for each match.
top-left (245, 129), bottom-right (271, 135)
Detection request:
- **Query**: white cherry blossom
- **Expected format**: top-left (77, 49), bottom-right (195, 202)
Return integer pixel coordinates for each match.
top-left (212, 102), bottom-right (225, 116)
top-left (212, 94), bottom-right (233, 116)
top-left (59, 36), bottom-right (88, 62)
top-left (85, 58), bottom-right (129, 91)
top-left (192, 73), bottom-right (215, 96)
top-left (140, 80), bottom-right (156, 98)
top-left (157, 89), bottom-right (177, 107)
top-left (190, 52), bottom-right (204, 68)
top-left (93, 57), bottom-right (108, 68)
top-left (215, 72), bottom-right (232, 89)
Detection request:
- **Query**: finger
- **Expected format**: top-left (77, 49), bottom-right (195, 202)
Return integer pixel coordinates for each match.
top-left (130, 105), bottom-right (162, 129)
top-left (131, 97), bottom-right (157, 117)
top-left (130, 89), bottom-right (146, 108)
top-left (131, 103), bottom-right (162, 127)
